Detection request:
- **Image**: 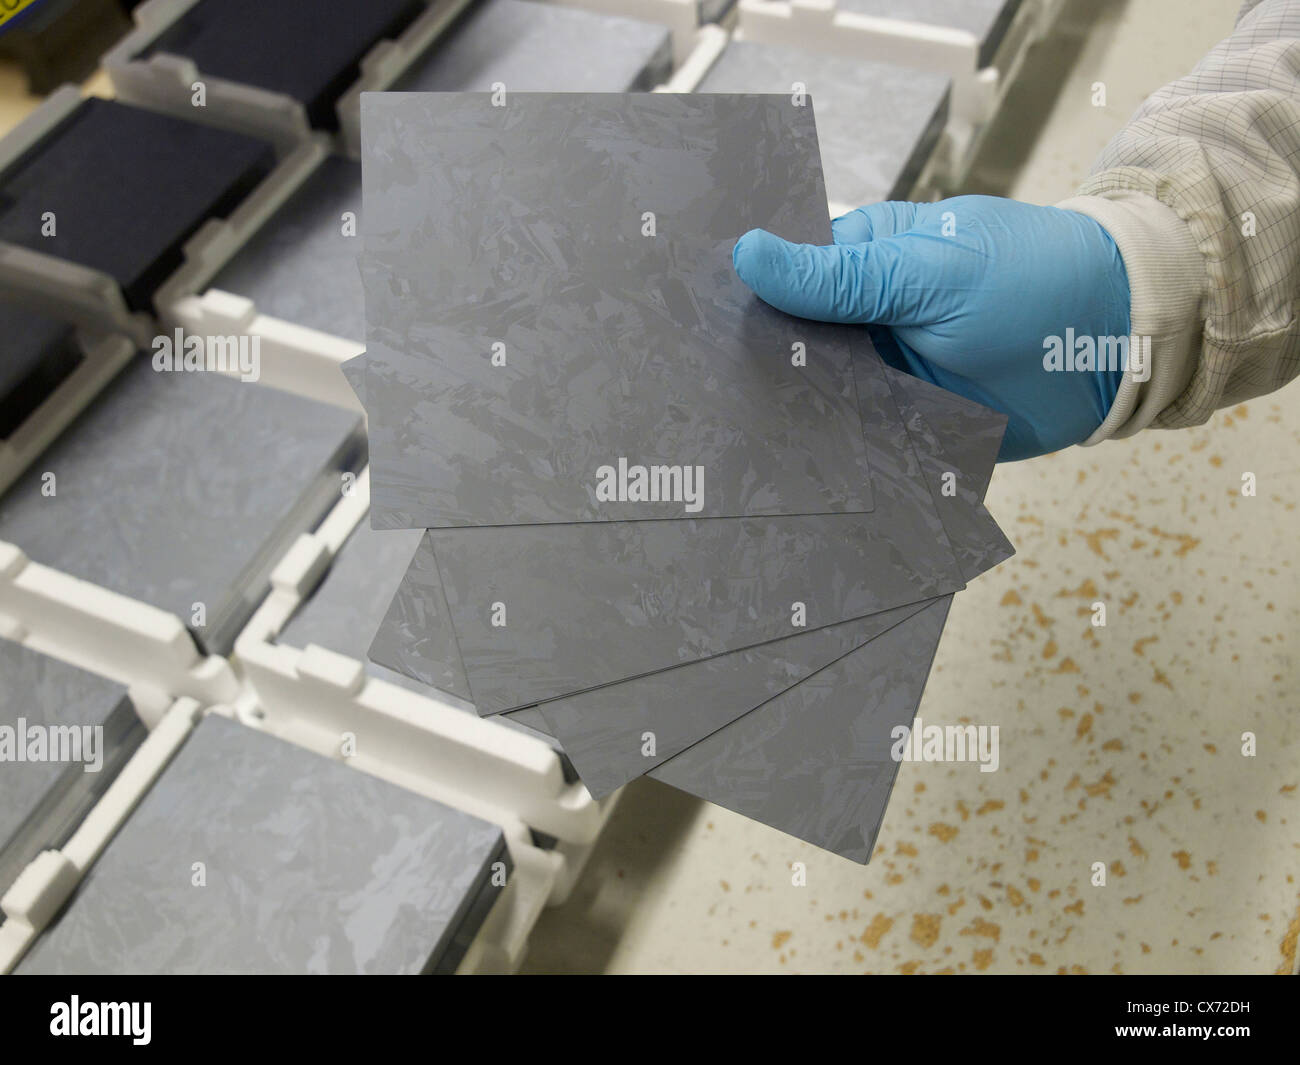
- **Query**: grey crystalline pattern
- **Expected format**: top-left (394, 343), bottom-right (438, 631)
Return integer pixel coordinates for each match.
top-left (279, 520), bottom-right (427, 668)
top-left (695, 40), bottom-right (951, 207)
top-left (640, 370), bottom-right (1010, 860)
top-left (538, 599), bottom-right (936, 798)
top-left (898, 368), bottom-right (1007, 503)
top-left (368, 366), bottom-right (1007, 851)
top-left (394, 0), bottom-right (672, 95)
top-left (212, 156), bottom-right (367, 343)
top-left (348, 89), bottom-right (1015, 855)
top-left (274, 466), bottom-right (563, 754)
top-left (359, 92), bottom-right (874, 527)
top-left (18, 713), bottom-right (508, 975)
top-left (358, 330), bottom-right (1010, 844)
top-left (0, 639), bottom-right (130, 863)
top-left (649, 596), bottom-right (953, 863)
top-left (209, 0), bottom-right (675, 346)
top-left (516, 369), bottom-right (1010, 797)
top-left (888, 366), bottom-right (1014, 582)
top-left (371, 338), bottom-right (966, 714)
top-left (337, 351), bottom-right (471, 707)
top-left (836, 0), bottom-right (1023, 67)
top-left (350, 347), bottom-right (594, 753)
top-left (367, 528), bottom-right (474, 701)
top-left (0, 358), bottom-right (365, 655)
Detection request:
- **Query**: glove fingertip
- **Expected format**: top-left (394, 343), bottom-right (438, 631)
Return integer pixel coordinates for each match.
top-left (732, 228), bottom-right (788, 292)
top-left (831, 209), bottom-right (871, 246)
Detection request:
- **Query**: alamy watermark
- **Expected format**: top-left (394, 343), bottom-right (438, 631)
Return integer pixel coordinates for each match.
top-left (891, 718), bottom-right (1000, 773)
top-left (1042, 329), bottom-right (1151, 382)
top-left (50, 997), bottom-right (150, 1045)
top-left (593, 458), bottom-right (704, 514)
top-left (0, 719), bottom-right (103, 773)
top-left (151, 328), bottom-right (260, 383)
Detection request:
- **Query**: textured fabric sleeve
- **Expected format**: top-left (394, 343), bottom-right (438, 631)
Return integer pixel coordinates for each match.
top-left (1058, 0), bottom-right (1300, 443)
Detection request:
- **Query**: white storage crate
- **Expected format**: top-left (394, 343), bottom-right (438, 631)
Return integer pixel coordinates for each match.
top-left (0, 697), bottom-right (203, 973)
top-left (734, 0), bottom-right (1066, 187)
top-left (0, 545), bottom-right (241, 709)
top-left (0, 86), bottom-right (330, 348)
top-left (159, 8), bottom-right (731, 413)
top-left (0, 331), bottom-right (135, 499)
top-left (105, 0), bottom-right (480, 158)
top-left (0, 698), bottom-right (557, 974)
top-left (539, 0), bottom-right (704, 65)
top-left (233, 469), bottom-right (617, 905)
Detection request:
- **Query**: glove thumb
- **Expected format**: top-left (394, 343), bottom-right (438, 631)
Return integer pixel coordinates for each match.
top-left (732, 228), bottom-right (927, 326)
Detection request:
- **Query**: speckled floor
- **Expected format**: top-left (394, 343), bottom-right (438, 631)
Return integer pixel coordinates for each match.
top-left (520, 0), bottom-right (1300, 975)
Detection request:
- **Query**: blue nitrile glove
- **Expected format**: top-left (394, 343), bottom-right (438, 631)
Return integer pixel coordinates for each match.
top-left (732, 195), bottom-right (1133, 460)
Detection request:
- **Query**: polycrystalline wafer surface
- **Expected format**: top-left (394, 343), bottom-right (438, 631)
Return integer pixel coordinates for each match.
top-left (650, 596), bottom-right (954, 863)
top-left (370, 339), bottom-right (965, 714)
top-left (837, 0), bottom-right (1022, 67)
top-left (278, 517), bottom-right (562, 753)
top-left (359, 332), bottom-right (1010, 820)
top-left (211, 156), bottom-right (367, 342)
top-left (17, 713), bottom-right (507, 975)
top-left (889, 367), bottom-right (1013, 583)
top-left (529, 369), bottom-right (1012, 797)
top-left (695, 39), bottom-right (951, 206)
top-left (359, 92), bottom-right (875, 527)
top-left (641, 372), bottom-right (1010, 861)
top-left (210, 3), bottom-right (674, 345)
top-left (0, 640), bottom-right (128, 855)
top-left (0, 358), bottom-right (363, 654)
top-left (394, 0), bottom-right (672, 95)
top-left (538, 598), bottom-right (937, 798)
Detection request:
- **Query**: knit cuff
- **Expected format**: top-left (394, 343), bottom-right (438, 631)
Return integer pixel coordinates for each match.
top-left (1057, 188), bottom-right (1206, 443)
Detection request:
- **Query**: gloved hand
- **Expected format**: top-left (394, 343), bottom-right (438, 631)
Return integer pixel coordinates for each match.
top-left (732, 195), bottom-right (1133, 460)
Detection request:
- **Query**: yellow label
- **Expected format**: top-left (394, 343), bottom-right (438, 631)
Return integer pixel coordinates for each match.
top-left (0, 0), bottom-right (41, 30)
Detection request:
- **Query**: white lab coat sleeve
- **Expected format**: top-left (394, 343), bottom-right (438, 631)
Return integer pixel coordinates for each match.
top-left (1056, 0), bottom-right (1300, 442)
